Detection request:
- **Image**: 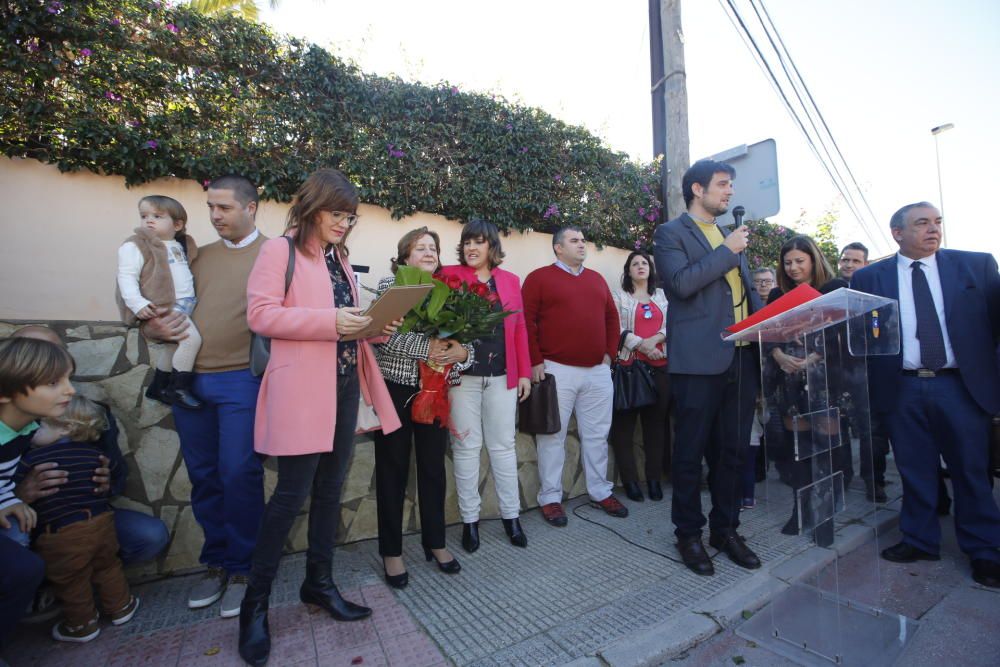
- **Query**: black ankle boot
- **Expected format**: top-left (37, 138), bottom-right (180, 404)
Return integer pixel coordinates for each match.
top-left (781, 506), bottom-right (800, 535)
top-left (238, 584), bottom-right (270, 667)
top-left (623, 481), bottom-right (644, 502)
top-left (144, 369), bottom-right (173, 404)
top-left (647, 480), bottom-right (663, 501)
top-left (166, 370), bottom-right (203, 409)
top-left (300, 561), bottom-right (371, 622)
top-left (461, 522), bottom-right (480, 553)
top-left (502, 518), bottom-right (528, 548)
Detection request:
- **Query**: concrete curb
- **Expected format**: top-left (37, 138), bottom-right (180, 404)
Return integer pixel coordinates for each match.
top-left (587, 507), bottom-right (901, 667)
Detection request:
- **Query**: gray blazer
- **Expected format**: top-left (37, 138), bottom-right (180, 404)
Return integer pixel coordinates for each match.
top-left (652, 212), bottom-right (762, 375)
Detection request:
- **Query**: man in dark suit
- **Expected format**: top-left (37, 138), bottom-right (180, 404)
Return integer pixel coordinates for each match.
top-left (653, 160), bottom-right (764, 575)
top-left (852, 201), bottom-right (1000, 588)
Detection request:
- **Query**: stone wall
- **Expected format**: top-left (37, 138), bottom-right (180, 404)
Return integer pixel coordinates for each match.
top-left (3, 319), bottom-right (644, 580)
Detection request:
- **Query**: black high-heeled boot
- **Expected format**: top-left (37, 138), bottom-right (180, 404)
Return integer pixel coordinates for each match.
top-left (238, 583), bottom-right (271, 667)
top-left (300, 561), bottom-right (371, 622)
top-left (502, 518), bottom-right (528, 548)
top-left (647, 480), bottom-right (664, 501)
top-left (462, 522), bottom-right (480, 553)
top-left (423, 547), bottom-right (461, 574)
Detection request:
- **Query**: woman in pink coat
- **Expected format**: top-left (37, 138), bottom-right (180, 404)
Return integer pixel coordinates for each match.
top-left (439, 219), bottom-right (532, 553)
top-left (238, 169), bottom-right (401, 667)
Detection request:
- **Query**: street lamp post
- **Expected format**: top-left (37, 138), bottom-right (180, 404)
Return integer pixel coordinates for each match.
top-left (931, 123), bottom-right (954, 247)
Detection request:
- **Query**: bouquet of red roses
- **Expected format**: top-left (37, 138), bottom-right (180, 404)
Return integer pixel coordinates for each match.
top-left (393, 265), bottom-right (515, 343)
top-left (393, 265), bottom-right (516, 425)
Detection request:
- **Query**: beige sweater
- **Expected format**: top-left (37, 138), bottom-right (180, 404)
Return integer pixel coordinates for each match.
top-left (190, 235), bottom-right (266, 373)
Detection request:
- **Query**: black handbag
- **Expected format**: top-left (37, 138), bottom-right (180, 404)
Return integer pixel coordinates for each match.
top-left (249, 236), bottom-right (295, 377)
top-left (612, 330), bottom-right (658, 411)
top-left (518, 373), bottom-right (561, 435)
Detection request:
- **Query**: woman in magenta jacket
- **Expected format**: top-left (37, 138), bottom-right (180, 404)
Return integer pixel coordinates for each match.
top-left (439, 219), bottom-right (532, 553)
top-left (238, 169), bottom-right (401, 667)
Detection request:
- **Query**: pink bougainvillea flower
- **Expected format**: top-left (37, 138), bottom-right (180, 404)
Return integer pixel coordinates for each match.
top-left (166, 23), bottom-right (179, 34)
top-left (554, 174), bottom-right (562, 182)
top-left (520, 147), bottom-right (528, 153)
top-left (111, 18), bottom-right (121, 26)
top-left (127, 120), bottom-right (141, 128)
top-left (638, 207), bottom-right (646, 216)
top-left (46, 1), bottom-right (62, 13)
top-left (104, 91), bottom-right (122, 101)
top-left (143, 140), bottom-right (159, 150)
top-left (450, 86), bottom-right (459, 96)
top-left (25, 38), bottom-right (41, 53)
top-left (505, 123), bottom-right (513, 130)
top-left (543, 204), bottom-right (560, 219)
top-left (80, 48), bottom-right (92, 57)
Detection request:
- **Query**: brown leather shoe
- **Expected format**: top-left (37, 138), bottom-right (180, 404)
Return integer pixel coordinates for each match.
top-left (591, 495), bottom-right (629, 518)
top-left (676, 536), bottom-right (714, 576)
top-left (541, 502), bottom-right (568, 527)
top-left (709, 530), bottom-right (762, 570)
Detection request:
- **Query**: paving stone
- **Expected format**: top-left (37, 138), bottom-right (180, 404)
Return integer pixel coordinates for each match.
top-left (69, 336), bottom-right (124, 376)
top-left (134, 426), bottom-right (181, 502)
top-left (316, 641), bottom-right (389, 667)
top-left (380, 630), bottom-right (446, 667)
top-left (98, 363), bottom-right (149, 412)
top-left (168, 460), bottom-right (191, 502)
top-left (125, 327), bottom-right (140, 364)
top-left (138, 394), bottom-right (172, 427)
top-left (65, 324), bottom-right (91, 340)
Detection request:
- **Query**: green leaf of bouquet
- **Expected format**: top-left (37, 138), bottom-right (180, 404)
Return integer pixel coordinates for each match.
top-left (425, 281), bottom-right (451, 319)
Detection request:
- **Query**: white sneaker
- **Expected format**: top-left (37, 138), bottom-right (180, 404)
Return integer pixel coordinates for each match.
top-left (188, 567), bottom-right (228, 609)
top-left (219, 574), bottom-right (247, 618)
top-left (110, 595), bottom-right (140, 626)
top-left (51, 614), bottom-right (100, 643)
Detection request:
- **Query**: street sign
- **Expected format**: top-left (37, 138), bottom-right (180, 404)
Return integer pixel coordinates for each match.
top-left (707, 138), bottom-right (779, 226)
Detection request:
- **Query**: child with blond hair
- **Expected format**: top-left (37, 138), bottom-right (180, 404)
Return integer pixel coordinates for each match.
top-left (116, 194), bottom-right (203, 408)
top-left (20, 395), bottom-right (138, 643)
top-left (0, 338), bottom-right (75, 646)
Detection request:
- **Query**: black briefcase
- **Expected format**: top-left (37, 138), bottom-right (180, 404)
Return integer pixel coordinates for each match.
top-left (518, 373), bottom-right (561, 435)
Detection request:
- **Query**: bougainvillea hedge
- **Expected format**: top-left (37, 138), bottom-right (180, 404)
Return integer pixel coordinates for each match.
top-left (1, 0), bottom-right (665, 248)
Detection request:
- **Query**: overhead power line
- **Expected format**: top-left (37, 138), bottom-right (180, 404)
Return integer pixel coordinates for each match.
top-left (715, 0), bottom-right (892, 249)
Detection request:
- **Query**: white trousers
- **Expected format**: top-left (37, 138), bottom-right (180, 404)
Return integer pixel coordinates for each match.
top-left (536, 360), bottom-right (614, 505)
top-left (449, 374), bottom-right (522, 522)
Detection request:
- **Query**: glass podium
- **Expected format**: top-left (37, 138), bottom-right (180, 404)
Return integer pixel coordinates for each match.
top-left (728, 288), bottom-right (919, 666)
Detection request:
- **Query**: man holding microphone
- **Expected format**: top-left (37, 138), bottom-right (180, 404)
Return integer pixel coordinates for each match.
top-left (653, 160), bottom-right (763, 576)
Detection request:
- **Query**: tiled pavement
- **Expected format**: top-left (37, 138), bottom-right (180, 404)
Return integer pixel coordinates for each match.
top-left (4, 458), bottom-right (903, 667)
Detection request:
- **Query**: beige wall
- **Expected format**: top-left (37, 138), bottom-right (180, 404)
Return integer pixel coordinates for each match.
top-left (0, 157), bottom-right (631, 321)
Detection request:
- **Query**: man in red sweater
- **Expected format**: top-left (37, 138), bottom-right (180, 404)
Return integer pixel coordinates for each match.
top-left (522, 226), bottom-right (628, 525)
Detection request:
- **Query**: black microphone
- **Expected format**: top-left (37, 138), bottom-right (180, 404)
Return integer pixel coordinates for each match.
top-left (732, 205), bottom-right (746, 227)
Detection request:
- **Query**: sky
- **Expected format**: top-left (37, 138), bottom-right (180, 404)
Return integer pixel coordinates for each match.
top-left (259, 0), bottom-right (1000, 259)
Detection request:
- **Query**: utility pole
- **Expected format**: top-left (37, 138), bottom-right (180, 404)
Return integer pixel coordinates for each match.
top-left (649, 0), bottom-right (690, 221)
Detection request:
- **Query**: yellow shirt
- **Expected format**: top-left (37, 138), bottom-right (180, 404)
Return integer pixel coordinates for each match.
top-left (692, 218), bottom-right (749, 327)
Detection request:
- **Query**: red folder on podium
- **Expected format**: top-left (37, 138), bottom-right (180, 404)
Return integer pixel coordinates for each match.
top-left (725, 283), bottom-right (822, 335)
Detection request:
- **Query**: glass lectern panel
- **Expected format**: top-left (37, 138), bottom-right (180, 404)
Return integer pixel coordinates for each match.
top-left (729, 289), bottom-right (915, 665)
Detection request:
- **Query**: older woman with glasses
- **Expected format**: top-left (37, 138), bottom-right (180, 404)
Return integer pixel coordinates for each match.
top-left (238, 169), bottom-right (402, 667)
top-left (372, 227), bottom-right (474, 589)
top-left (609, 250), bottom-right (672, 502)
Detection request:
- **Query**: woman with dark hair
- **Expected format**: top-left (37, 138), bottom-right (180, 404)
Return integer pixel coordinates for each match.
top-left (238, 169), bottom-right (402, 666)
top-left (372, 227), bottom-right (473, 588)
top-left (609, 250), bottom-right (672, 502)
top-left (439, 219), bottom-right (532, 552)
top-left (766, 235), bottom-right (848, 539)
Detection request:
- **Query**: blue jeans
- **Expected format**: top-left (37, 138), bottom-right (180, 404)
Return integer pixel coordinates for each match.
top-left (172, 368), bottom-right (264, 575)
top-left (0, 534), bottom-right (44, 644)
top-left (115, 509), bottom-right (169, 565)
